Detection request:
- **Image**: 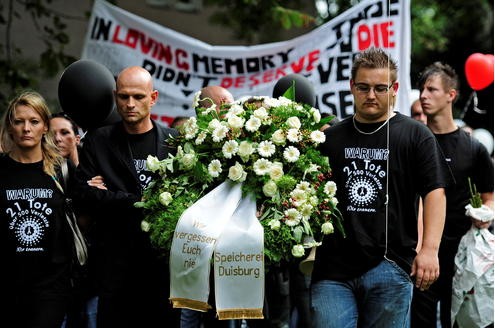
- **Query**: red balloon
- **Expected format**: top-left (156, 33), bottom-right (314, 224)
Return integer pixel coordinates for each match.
top-left (465, 53), bottom-right (494, 91)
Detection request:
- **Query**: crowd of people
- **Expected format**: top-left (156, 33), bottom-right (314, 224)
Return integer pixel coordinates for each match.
top-left (0, 47), bottom-right (492, 328)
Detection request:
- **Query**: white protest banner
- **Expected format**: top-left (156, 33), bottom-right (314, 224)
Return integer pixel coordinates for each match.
top-left (82, 0), bottom-right (410, 126)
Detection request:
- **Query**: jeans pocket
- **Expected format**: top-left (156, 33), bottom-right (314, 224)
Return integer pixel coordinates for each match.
top-left (384, 257), bottom-right (413, 283)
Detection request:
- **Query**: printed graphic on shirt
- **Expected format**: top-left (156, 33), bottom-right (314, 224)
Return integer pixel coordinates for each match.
top-left (133, 159), bottom-right (153, 190)
top-left (5, 188), bottom-right (54, 252)
top-left (343, 147), bottom-right (388, 213)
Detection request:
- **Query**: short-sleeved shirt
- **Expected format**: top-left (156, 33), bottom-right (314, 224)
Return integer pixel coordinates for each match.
top-left (0, 155), bottom-right (72, 291)
top-left (312, 113), bottom-right (447, 281)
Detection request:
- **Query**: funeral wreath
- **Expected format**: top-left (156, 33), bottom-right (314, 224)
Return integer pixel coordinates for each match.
top-left (136, 86), bottom-right (344, 267)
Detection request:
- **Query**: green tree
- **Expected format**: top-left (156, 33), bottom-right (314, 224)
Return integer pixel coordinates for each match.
top-left (0, 0), bottom-right (88, 110)
top-left (204, 0), bottom-right (316, 44)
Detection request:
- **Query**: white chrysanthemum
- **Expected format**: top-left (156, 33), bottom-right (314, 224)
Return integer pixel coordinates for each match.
top-left (300, 203), bottom-right (313, 217)
top-left (258, 140), bottom-right (276, 157)
top-left (290, 189), bottom-right (308, 207)
top-left (284, 208), bottom-right (302, 226)
top-left (228, 162), bottom-right (247, 182)
top-left (269, 162), bottom-right (284, 181)
top-left (296, 181), bottom-right (311, 192)
top-left (263, 180), bottom-right (278, 197)
top-left (159, 191), bottom-right (173, 206)
top-left (271, 129), bottom-right (286, 145)
top-left (286, 116), bottom-right (301, 129)
top-left (146, 155), bottom-right (161, 172)
top-left (330, 197), bottom-right (339, 206)
top-left (253, 158), bottom-right (272, 175)
top-left (212, 125), bottom-right (229, 142)
top-left (222, 140), bottom-right (239, 159)
top-left (309, 195), bottom-right (319, 206)
top-left (277, 96), bottom-right (293, 106)
top-left (195, 131), bottom-right (207, 145)
top-left (208, 159), bottom-right (222, 177)
top-left (324, 181), bottom-right (337, 197)
top-left (208, 119), bottom-right (222, 130)
top-left (183, 117), bottom-right (198, 140)
top-left (268, 219), bottom-right (281, 231)
top-left (286, 128), bottom-right (301, 142)
top-left (229, 103), bottom-right (245, 116)
top-left (253, 107), bottom-right (269, 120)
top-left (227, 115), bottom-right (245, 129)
top-left (322, 221), bottom-right (334, 234)
top-left (283, 146), bottom-right (300, 162)
top-left (310, 108), bottom-right (321, 123)
top-left (310, 130), bottom-right (326, 144)
top-left (192, 90), bottom-right (201, 108)
top-left (291, 244), bottom-right (305, 258)
top-left (262, 97), bottom-right (282, 108)
top-left (245, 116), bottom-right (262, 132)
top-left (238, 140), bottom-right (254, 159)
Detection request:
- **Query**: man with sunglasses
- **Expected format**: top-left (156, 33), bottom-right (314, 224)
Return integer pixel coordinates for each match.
top-left (311, 47), bottom-right (447, 328)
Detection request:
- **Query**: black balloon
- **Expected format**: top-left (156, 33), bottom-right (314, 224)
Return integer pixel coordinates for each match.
top-left (58, 60), bottom-right (117, 130)
top-left (272, 73), bottom-right (316, 107)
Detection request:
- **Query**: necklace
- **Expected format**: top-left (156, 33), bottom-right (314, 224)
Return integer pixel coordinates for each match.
top-left (352, 114), bottom-right (391, 135)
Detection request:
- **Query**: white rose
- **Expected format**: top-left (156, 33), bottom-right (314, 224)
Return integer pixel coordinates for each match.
top-left (310, 108), bottom-right (321, 123)
top-left (228, 162), bottom-right (247, 182)
top-left (181, 153), bottom-right (196, 169)
top-left (208, 119), bottom-right (222, 130)
top-left (271, 129), bottom-right (286, 145)
top-left (229, 103), bottom-right (244, 116)
top-left (263, 180), bottom-right (278, 197)
top-left (321, 221), bottom-right (334, 234)
top-left (291, 244), bottom-right (305, 258)
top-left (268, 219), bottom-right (281, 230)
top-left (141, 220), bottom-right (151, 232)
top-left (159, 191), bottom-right (173, 206)
top-left (146, 155), bottom-right (161, 172)
top-left (286, 116), bottom-right (301, 129)
top-left (253, 107), bottom-right (269, 120)
top-left (227, 115), bottom-right (245, 129)
top-left (269, 162), bottom-right (284, 181)
top-left (238, 141), bottom-right (254, 159)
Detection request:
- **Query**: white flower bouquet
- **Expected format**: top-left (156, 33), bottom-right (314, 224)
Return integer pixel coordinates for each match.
top-left (136, 86), bottom-right (344, 266)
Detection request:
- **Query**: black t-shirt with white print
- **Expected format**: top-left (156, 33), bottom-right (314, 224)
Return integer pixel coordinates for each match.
top-left (0, 155), bottom-right (72, 292)
top-left (435, 128), bottom-right (494, 244)
top-left (312, 113), bottom-right (447, 281)
top-left (127, 128), bottom-right (157, 191)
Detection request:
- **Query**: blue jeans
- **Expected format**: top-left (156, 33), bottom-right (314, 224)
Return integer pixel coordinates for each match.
top-left (311, 259), bottom-right (413, 328)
